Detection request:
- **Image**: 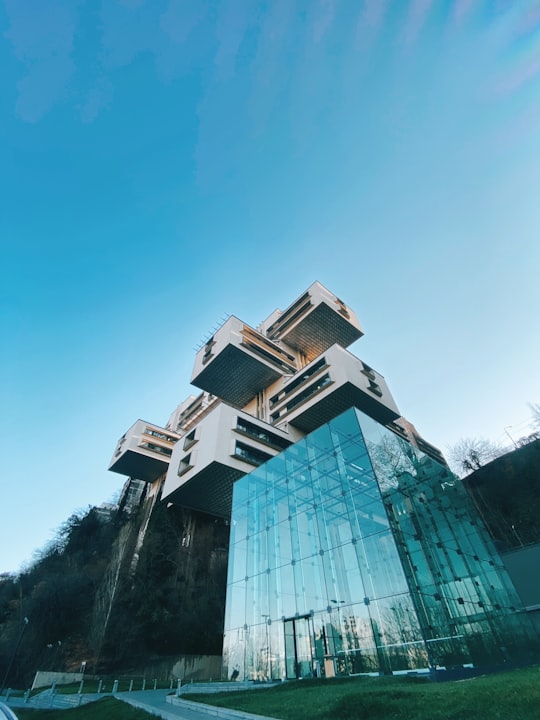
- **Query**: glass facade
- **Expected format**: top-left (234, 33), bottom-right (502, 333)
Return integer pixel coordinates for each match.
top-left (223, 408), bottom-right (537, 680)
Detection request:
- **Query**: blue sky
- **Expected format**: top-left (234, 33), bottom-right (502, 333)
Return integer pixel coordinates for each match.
top-left (1, 0), bottom-right (539, 574)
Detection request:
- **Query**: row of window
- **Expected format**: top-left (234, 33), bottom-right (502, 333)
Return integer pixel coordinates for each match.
top-left (269, 357), bottom-right (328, 409)
top-left (176, 413), bottom-right (290, 477)
top-left (143, 427), bottom-right (177, 444)
top-left (266, 292), bottom-right (312, 339)
top-left (236, 417), bottom-right (291, 451)
top-left (241, 327), bottom-right (297, 374)
top-left (234, 441), bottom-right (272, 467)
top-left (360, 363), bottom-right (383, 397)
top-left (271, 374), bottom-right (333, 422)
top-left (139, 441), bottom-right (173, 457)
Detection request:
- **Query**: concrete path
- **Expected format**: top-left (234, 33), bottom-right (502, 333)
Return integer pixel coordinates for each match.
top-left (117, 689), bottom-right (277, 720)
top-left (3, 687), bottom-right (278, 720)
top-left (0, 702), bottom-right (20, 720)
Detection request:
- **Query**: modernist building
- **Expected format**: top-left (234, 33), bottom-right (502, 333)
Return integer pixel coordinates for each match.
top-left (108, 282), bottom-right (537, 680)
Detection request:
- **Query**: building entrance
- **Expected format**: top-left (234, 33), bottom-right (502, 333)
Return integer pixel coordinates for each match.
top-left (284, 615), bottom-right (314, 679)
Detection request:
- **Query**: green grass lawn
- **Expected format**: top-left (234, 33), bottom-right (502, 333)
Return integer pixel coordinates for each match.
top-left (11, 667), bottom-right (540, 720)
top-left (187, 666), bottom-right (540, 720)
top-left (14, 698), bottom-right (151, 720)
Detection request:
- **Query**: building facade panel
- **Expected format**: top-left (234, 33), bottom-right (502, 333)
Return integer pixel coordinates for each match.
top-left (162, 403), bottom-right (295, 516)
top-left (108, 419), bottom-right (179, 483)
top-left (222, 408), bottom-right (537, 681)
top-left (191, 316), bottom-right (297, 406)
top-left (107, 281), bottom-right (530, 679)
top-left (264, 281), bottom-right (363, 360)
top-left (270, 344), bottom-right (400, 432)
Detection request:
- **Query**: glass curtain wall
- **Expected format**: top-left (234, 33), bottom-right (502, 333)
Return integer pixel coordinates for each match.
top-left (222, 408), bottom-right (537, 680)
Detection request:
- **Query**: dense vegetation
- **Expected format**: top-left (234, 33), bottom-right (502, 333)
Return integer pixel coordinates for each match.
top-left (97, 501), bottom-right (229, 669)
top-left (0, 490), bottom-right (229, 689)
top-left (1, 509), bottom-right (118, 687)
top-left (462, 439), bottom-right (540, 550)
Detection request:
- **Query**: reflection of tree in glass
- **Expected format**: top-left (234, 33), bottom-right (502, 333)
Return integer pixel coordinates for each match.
top-left (366, 433), bottom-right (417, 491)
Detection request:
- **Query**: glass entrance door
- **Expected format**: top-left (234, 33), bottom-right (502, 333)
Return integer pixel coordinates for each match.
top-left (284, 616), bottom-right (313, 679)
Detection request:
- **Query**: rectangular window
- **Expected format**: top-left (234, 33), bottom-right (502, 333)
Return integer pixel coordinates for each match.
top-left (139, 442), bottom-right (173, 457)
top-left (367, 380), bottom-right (383, 397)
top-left (183, 429), bottom-right (198, 451)
top-left (271, 374), bottom-right (332, 421)
top-left (335, 297), bottom-right (351, 319)
top-left (202, 337), bottom-right (215, 364)
top-left (143, 427), bottom-right (177, 444)
top-left (240, 326), bottom-right (297, 373)
top-left (234, 441), bottom-right (272, 467)
top-left (269, 358), bottom-right (328, 408)
top-left (236, 417), bottom-right (291, 450)
top-left (178, 453), bottom-right (193, 476)
top-left (266, 292), bottom-right (312, 339)
top-left (361, 363), bottom-right (377, 381)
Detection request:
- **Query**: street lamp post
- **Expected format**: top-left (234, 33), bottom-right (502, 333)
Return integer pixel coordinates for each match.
top-left (261, 615), bottom-right (270, 680)
top-left (504, 426), bottom-right (518, 449)
top-left (330, 600), bottom-right (346, 675)
top-left (511, 524), bottom-right (525, 548)
top-left (78, 661), bottom-right (87, 694)
top-left (330, 600), bottom-right (345, 636)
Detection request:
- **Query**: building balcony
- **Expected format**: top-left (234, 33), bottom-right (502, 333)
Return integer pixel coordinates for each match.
top-left (162, 404), bottom-right (295, 517)
top-left (264, 282), bottom-right (363, 362)
top-left (269, 344), bottom-right (400, 433)
top-left (191, 316), bottom-right (297, 407)
top-left (388, 417), bottom-right (448, 466)
top-left (109, 420), bottom-right (180, 483)
top-left (166, 392), bottom-right (221, 434)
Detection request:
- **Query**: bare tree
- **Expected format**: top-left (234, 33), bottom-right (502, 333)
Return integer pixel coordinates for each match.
top-left (447, 437), bottom-right (504, 477)
top-left (528, 403), bottom-right (540, 432)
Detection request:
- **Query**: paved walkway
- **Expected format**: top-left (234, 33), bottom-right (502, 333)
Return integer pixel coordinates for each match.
top-left (0, 702), bottom-right (20, 720)
top-left (3, 687), bottom-right (278, 720)
top-left (116, 689), bottom-right (277, 720)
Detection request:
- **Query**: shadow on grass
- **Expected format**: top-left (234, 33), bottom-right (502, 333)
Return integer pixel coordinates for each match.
top-left (186, 666), bottom-right (540, 720)
top-left (14, 697), bottom-right (152, 720)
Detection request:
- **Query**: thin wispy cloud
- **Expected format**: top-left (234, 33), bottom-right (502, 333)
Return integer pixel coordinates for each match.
top-left (495, 51), bottom-right (540, 96)
top-left (5, 0), bottom-right (79, 122)
top-left (451, 0), bottom-right (476, 26)
top-left (159, 0), bottom-right (207, 46)
top-left (247, 0), bottom-right (295, 134)
top-left (515, 2), bottom-right (540, 35)
top-left (99, 1), bottom-right (161, 69)
top-left (213, 0), bottom-right (255, 79)
top-left (401, 0), bottom-right (434, 49)
top-left (312, 0), bottom-right (335, 43)
top-left (356, 0), bottom-right (389, 33)
top-left (487, 1), bottom-right (540, 98)
top-left (80, 77), bottom-right (113, 124)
